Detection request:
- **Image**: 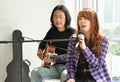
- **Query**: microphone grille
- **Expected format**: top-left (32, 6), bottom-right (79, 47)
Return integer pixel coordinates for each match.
top-left (78, 29), bottom-right (86, 36)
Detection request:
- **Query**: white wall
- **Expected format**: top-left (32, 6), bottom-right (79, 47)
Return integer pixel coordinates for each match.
top-left (0, 0), bottom-right (64, 82)
top-left (64, 0), bottom-right (78, 28)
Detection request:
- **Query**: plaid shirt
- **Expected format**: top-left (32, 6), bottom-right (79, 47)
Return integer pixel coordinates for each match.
top-left (66, 35), bottom-right (112, 82)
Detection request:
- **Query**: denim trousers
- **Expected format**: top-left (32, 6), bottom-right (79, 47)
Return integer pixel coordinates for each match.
top-left (31, 64), bottom-right (66, 82)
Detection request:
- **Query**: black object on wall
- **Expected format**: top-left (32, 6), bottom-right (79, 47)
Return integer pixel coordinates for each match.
top-left (5, 30), bottom-right (30, 82)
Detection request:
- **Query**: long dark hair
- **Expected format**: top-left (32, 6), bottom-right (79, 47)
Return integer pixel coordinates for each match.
top-left (50, 5), bottom-right (71, 29)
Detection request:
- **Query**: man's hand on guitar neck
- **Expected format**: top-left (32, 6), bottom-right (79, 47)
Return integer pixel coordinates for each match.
top-left (37, 49), bottom-right (44, 60)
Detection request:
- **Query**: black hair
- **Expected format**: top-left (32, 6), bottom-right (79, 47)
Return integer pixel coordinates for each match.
top-left (50, 5), bottom-right (71, 29)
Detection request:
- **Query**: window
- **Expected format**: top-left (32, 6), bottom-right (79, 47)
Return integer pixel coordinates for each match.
top-left (104, 0), bottom-right (120, 25)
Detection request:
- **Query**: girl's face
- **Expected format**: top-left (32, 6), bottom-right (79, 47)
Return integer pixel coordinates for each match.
top-left (78, 17), bottom-right (91, 32)
top-left (53, 10), bottom-right (66, 31)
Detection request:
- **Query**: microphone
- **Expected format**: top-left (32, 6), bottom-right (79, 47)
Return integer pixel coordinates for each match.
top-left (78, 29), bottom-right (86, 37)
top-left (75, 29), bottom-right (86, 48)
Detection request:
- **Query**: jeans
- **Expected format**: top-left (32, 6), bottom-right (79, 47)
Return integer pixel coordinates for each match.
top-left (31, 64), bottom-right (66, 82)
top-left (60, 69), bottom-right (67, 82)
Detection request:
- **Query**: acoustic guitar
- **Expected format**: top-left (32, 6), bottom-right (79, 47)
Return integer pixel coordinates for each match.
top-left (42, 43), bottom-right (57, 68)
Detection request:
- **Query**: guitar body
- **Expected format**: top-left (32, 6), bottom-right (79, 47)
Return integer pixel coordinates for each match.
top-left (43, 43), bottom-right (57, 68)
